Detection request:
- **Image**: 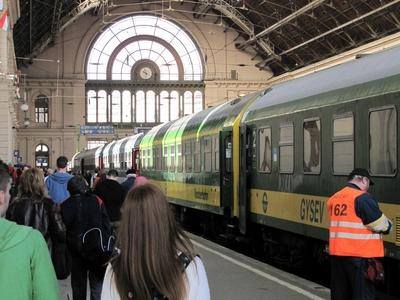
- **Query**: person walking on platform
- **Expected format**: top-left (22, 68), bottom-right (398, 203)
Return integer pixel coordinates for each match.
top-left (101, 183), bottom-right (210, 300)
top-left (62, 175), bottom-right (110, 300)
top-left (46, 156), bottom-right (72, 204)
top-left (121, 168), bottom-right (136, 197)
top-left (94, 169), bottom-right (125, 224)
top-left (328, 168), bottom-right (392, 300)
top-left (0, 168), bottom-right (59, 300)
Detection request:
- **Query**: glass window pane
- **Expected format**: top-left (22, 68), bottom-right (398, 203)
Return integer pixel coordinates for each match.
top-left (184, 91), bottom-right (193, 115)
top-left (334, 116), bottom-right (353, 137)
top-left (111, 90), bottom-right (121, 123)
top-left (122, 90), bottom-right (131, 123)
top-left (194, 91), bottom-right (203, 113)
top-left (303, 119), bottom-right (321, 173)
top-left (370, 108), bottom-right (397, 175)
top-left (97, 90), bottom-right (107, 123)
top-left (280, 146), bottom-right (293, 173)
top-left (87, 90), bottom-right (97, 123)
top-left (170, 91), bottom-right (179, 121)
top-left (146, 91), bottom-right (155, 122)
top-left (160, 91), bottom-right (169, 123)
top-left (136, 91), bottom-right (145, 123)
top-left (259, 127), bottom-right (271, 173)
top-left (333, 141), bottom-right (354, 174)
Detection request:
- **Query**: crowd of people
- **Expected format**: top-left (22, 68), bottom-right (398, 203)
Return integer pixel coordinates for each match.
top-left (0, 156), bottom-right (210, 300)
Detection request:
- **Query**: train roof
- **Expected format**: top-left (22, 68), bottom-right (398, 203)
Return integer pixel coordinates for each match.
top-left (243, 45), bottom-right (400, 123)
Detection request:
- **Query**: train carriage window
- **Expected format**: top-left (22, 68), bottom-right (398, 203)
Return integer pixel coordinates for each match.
top-left (203, 137), bottom-right (212, 172)
top-left (279, 124), bottom-right (294, 173)
top-left (332, 114), bottom-right (354, 174)
top-left (184, 141), bottom-right (192, 172)
top-left (194, 140), bottom-right (201, 172)
top-left (369, 107), bottom-right (397, 175)
top-left (170, 145), bottom-right (175, 171)
top-left (156, 145), bottom-right (162, 171)
top-left (258, 127), bottom-right (271, 173)
top-left (163, 146), bottom-right (168, 171)
top-left (303, 118), bottom-right (321, 174)
top-left (213, 135), bottom-right (219, 172)
top-left (177, 143), bottom-right (182, 172)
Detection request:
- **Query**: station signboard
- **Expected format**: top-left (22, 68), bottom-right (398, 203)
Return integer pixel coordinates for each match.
top-left (80, 125), bottom-right (114, 135)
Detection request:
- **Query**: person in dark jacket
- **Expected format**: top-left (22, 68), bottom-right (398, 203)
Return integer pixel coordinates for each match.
top-left (61, 175), bottom-right (109, 300)
top-left (121, 168), bottom-right (136, 198)
top-left (94, 169), bottom-right (125, 222)
top-left (6, 167), bottom-right (66, 253)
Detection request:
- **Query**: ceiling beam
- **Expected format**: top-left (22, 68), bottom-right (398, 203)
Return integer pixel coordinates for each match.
top-left (237, 0), bottom-right (327, 49)
top-left (279, 0), bottom-right (400, 56)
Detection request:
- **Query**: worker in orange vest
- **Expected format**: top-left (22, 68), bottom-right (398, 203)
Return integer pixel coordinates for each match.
top-left (328, 168), bottom-right (392, 300)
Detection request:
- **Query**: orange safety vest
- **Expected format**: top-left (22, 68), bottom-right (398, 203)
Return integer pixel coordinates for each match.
top-left (328, 186), bottom-right (384, 258)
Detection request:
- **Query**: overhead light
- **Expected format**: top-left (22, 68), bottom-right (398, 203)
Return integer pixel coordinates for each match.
top-left (23, 119), bottom-right (30, 127)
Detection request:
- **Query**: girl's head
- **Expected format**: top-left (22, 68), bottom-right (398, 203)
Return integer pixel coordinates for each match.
top-left (18, 168), bottom-right (46, 198)
top-left (113, 183), bottom-right (193, 300)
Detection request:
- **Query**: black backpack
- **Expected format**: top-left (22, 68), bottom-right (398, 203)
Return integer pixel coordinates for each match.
top-left (77, 194), bottom-right (116, 266)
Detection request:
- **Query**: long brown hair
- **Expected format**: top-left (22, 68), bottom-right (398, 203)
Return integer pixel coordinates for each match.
top-left (112, 183), bottom-right (194, 300)
top-left (18, 168), bottom-right (46, 198)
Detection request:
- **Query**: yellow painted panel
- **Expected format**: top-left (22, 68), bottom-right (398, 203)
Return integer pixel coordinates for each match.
top-left (152, 180), bottom-right (220, 207)
top-left (250, 188), bottom-right (399, 244)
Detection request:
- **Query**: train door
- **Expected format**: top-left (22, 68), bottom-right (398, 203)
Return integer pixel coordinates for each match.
top-left (98, 156), bottom-right (104, 170)
top-left (220, 130), bottom-right (233, 216)
top-left (132, 148), bottom-right (140, 175)
top-left (239, 125), bottom-right (252, 234)
top-left (80, 159), bottom-right (85, 175)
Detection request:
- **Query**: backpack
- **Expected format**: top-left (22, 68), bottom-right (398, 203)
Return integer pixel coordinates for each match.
top-left (77, 194), bottom-right (116, 266)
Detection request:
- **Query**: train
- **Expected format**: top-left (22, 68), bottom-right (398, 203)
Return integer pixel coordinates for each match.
top-left (73, 45), bottom-right (400, 295)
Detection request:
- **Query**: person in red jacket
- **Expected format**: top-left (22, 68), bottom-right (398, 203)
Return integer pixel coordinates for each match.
top-left (328, 168), bottom-right (392, 300)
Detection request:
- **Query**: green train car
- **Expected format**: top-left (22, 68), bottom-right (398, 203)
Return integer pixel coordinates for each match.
top-left (73, 45), bottom-right (400, 295)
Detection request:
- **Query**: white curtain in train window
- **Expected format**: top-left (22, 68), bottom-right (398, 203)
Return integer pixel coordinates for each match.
top-left (146, 91), bottom-right (155, 122)
top-left (279, 124), bottom-right (294, 173)
top-left (303, 119), bottom-right (321, 173)
top-left (136, 91), bottom-right (145, 123)
top-left (369, 108), bottom-right (396, 175)
top-left (97, 90), bottom-right (107, 123)
top-left (160, 91), bottom-right (169, 123)
top-left (111, 91), bottom-right (121, 123)
top-left (184, 91), bottom-right (193, 115)
top-left (332, 115), bottom-right (354, 174)
top-left (170, 91), bottom-right (179, 121)
top-left (87, 90), bottom-right (97, 123)
top-left (258, 127), bottom-right (271, 173)
top-left (122, 91), bottom-right (131, 123)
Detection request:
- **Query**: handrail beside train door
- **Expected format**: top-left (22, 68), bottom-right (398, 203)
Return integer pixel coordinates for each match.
top-left (220, 130), bottom-right (233, 217)
top-left (239, 125), bottom-right (252, 234)
top-left (132, 148), bottom-right (140, 175)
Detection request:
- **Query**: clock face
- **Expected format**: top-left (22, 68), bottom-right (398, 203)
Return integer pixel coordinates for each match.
top-left (139, 67), bottom-right (153, 80)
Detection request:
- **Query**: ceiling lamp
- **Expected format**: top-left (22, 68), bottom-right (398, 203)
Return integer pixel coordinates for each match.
top-left (20, 103), bottom-right (29, 111)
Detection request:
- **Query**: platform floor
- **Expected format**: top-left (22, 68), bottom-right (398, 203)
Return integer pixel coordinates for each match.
top-left (60, 233), bottom-right (330, 299)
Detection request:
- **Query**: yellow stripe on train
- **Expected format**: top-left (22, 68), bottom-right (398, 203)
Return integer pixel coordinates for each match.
top-left (152, 180), bottom-right (221, 207)
top-left (249, 188), bottom-right (398, 244)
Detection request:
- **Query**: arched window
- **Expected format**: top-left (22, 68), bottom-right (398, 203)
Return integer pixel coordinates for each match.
top-left (35, 95), bottom-right (49, 123)
top-left (35, 144), bottom-right (49, 167)
top-left (85, 15), bottom-right (204, 128)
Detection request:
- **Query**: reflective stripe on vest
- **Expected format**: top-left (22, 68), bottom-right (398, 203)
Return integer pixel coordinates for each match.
top-left (328, 186), bottom-right (384, 258)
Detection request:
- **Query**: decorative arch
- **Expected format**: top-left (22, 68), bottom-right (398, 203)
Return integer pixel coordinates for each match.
top-left (85, 14), bottom-right (205, 128)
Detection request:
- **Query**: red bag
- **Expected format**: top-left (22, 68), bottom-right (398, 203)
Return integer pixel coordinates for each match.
top-left (365, 259), bottom-right (384, 282)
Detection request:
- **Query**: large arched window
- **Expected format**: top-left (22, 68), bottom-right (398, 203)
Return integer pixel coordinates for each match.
top-left (35, 144), bottom-right (49, 167)
top-left (35, 95), bottom-right (49, 123)
top-left (85, 14), bottom-right (204, 128)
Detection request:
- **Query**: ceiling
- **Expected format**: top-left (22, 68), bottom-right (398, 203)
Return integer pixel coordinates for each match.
top-left (13, 0), bottom-right (400, 76)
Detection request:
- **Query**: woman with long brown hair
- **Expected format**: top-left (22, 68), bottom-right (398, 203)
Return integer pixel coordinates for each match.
top-left (101, 183), bottom-right (210, 300)
top-left (6, 167), bottom-right (67, 278)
